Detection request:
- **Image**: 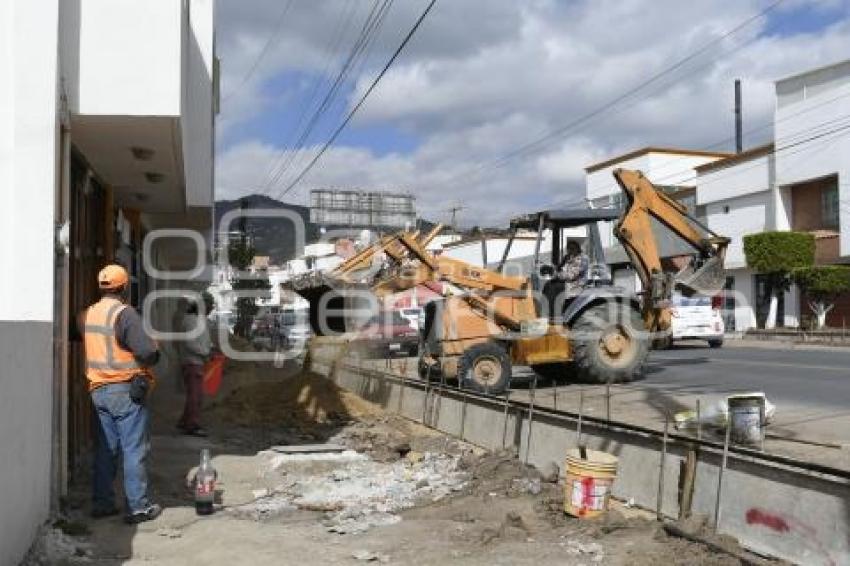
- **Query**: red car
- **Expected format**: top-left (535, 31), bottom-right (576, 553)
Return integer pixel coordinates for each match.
top-left (353, 311), bottom-right (419, 357)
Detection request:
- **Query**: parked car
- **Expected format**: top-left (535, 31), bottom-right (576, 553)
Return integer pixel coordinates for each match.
top-left (352, 310), bottom-right (420, 357)
top-left (279, 308), bottom-right (312, 351)
top-left (668, 293), bottom-right (725, 348)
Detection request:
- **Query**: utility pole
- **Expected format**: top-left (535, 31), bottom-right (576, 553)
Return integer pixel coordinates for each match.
top-left (734, 79), bottom-right (743, 154)
top-left (447, 204), bottom-right (465, 232)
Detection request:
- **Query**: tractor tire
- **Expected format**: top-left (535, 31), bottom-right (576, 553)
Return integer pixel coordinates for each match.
top-left (457, 342), bottom-right (511, 394)
top-left (570, 302), bottom-right (648, 384)
top-left (531, 362), bottom-right (571, 382)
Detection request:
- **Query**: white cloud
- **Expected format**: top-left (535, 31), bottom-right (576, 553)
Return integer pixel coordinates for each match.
top-left (215, 0), bottom-right (850, 226)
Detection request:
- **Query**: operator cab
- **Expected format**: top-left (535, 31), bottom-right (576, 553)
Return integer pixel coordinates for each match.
top-left (505, 207), bottom-right (621, 319)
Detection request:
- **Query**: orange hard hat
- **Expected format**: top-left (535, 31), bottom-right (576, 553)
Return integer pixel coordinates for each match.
top-left (98, 264), bottom-right (129, 290)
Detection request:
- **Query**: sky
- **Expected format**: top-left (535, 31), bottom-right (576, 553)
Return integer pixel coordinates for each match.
top-left (215, 0), bottom-right (850, 227)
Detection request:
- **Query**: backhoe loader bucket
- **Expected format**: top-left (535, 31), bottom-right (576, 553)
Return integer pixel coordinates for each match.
top-left (675, 255), bottom-right (726, 297)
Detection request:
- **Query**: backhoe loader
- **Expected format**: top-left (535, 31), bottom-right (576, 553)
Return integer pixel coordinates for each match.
top-left (291, 169), bottom-right (729, 393)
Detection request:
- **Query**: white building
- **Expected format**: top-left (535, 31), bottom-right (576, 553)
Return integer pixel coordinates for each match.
top-left (696, 59), bottom-right (850, 331)
top-left (584, 147), bottom-right (731, 292)
top-left (0, 1), bottom-right (216, 563)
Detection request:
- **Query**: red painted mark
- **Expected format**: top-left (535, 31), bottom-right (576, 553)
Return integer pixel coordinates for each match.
top-left (745, 508), bottom-right (790, 533)
top-left (580, 476), bottom-right (594, 515)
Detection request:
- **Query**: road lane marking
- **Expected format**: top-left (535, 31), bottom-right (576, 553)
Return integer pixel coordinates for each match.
top-left (651, 356), bottom-right (849, 373)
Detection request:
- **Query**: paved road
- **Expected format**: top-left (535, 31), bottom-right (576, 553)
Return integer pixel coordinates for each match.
top-left (643, 343), bottom-right (850, 412)
top-left (339, 342), bottom-right (850, 467)
top-left (506, 342), bottom-right (850, 468)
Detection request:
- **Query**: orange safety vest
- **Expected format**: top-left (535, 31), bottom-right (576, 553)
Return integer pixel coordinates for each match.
top-left (84, 297), bottom-right (151, 391)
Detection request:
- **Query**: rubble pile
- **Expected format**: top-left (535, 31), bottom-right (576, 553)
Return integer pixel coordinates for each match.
top-left (234, 448), bottom-right (469, 534)
top-left (21, 526), bottom-right (93, 566)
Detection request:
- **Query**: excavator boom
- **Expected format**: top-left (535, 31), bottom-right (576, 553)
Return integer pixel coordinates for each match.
top-left (612, 168), bottom-right (730, 298)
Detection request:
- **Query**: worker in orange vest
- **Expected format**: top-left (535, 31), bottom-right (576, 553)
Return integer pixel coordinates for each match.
top-left (83, 264), bottom-right (161, 524)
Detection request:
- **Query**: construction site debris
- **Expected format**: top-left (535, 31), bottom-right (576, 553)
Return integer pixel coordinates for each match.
top-left (351, 549), bottom-right (390, 562)
top-left (238, 448), bottom-right (470, 534)
top-left (270, 443), bottom-right (347, 454)
top-left (21, 526), bottom-right (93, 565)
top-left (674, 392), bottom-right (776, 432)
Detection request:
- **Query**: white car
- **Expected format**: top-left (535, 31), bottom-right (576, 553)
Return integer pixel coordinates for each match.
top-left (669, 293), bottom-right (725, 348)
top-left (280, 309), bottom-right (312, 350)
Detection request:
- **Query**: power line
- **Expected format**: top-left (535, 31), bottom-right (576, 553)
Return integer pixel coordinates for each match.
top-left (272, 0), bottom-right (438, 199)
top-left (221, 0), bottom-right (294, 103)
top-left (436, 0), bottom-right (787, 191)
top-left (260, 0), bottom-right (360, 188)
top-left (260, 0), bottom-right (394, 193)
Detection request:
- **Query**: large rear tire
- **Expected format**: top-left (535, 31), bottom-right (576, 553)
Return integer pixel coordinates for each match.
top-left (458, 342), bottom-right (511, 394)
top-left (570, 302), bottom-right (648, 384)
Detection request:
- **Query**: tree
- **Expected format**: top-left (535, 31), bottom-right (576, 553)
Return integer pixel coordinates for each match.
top-left (228, 234), bottom-right (271, 338)
top-left (743, 231), bottom-right (814, 329)
top-left (793, 265), bottom-right (850, 329)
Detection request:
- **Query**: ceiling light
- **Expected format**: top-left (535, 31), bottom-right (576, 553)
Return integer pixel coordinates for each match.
top-left (131, 146), bottom-right (155, 161)
top-left (145, 172), bottom-right (165, 184)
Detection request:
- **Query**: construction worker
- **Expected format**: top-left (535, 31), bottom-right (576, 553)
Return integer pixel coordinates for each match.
top-left (177, 292), bottom-right (214, 437)
top-left (557, 240), bottom-right (589, 292)
top-left (83, 264), bottom-right (161, 524)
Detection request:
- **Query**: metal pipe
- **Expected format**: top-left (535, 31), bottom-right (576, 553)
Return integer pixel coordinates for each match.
top-left (524, 373), bottom-right (538, 465)
top-left (577, 387), bottom-right (584, 446)
top-left (657, 414), bottom-right (669, 521)
top-left (421, 363), bottom-right (432, 425)
top-left (497, 226), bottom-right (518, 273)
top-left (501, 376), bottom-right (513, 449)
top-left (459, 377), bottom-right (468, 441)
top-left (734, 79), bottom-right (743, 154)
top-left (397, 367), bottom-right (406, 415)
top-left (531, 214), bottom-right (546, 272)
top-left (696, 399), bottom-right (702, 441)
top-left (715, 420), bottom-right (732, 531)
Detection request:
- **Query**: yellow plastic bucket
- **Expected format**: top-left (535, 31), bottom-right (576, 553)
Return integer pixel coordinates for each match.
top-left (564, 448), bottom-right (619, 518)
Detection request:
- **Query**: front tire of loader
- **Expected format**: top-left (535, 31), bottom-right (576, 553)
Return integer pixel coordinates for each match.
top-left (458, 342), bottom-right (511, 394)
top-left (571, 302), bottom-right (648, 384)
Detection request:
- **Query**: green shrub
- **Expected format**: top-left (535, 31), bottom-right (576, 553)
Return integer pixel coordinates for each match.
top-left (793, 265), bottom-right (850, 298)
top-left (743, 231), bottom-right (814, 273)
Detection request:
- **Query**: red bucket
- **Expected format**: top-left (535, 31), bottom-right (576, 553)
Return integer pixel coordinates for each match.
top-left (202, 353), bottom-right (226, 396)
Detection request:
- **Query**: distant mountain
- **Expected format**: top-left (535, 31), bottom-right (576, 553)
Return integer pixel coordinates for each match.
top-left (214, 195), bottom-right (319, 264)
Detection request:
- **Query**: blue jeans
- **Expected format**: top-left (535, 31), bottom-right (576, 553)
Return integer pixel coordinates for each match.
top-left (91, 382), bottom-right (151, 514)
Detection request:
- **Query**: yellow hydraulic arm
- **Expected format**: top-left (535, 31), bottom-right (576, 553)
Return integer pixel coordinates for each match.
top-left (612, 168), bottom-right (730, 330)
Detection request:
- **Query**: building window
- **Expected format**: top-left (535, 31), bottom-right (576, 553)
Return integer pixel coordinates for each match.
top-left (822, 183), bottom-right (839, 229)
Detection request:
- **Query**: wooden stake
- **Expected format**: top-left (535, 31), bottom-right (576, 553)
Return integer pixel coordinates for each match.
top-left (679, 448), bottom-right (697, 520)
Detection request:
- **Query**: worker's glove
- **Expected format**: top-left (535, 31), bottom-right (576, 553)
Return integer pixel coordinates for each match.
top-left (129, 375), bottom-right (150, 405)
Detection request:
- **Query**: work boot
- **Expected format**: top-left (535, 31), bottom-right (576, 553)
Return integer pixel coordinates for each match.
top-left (124, 503), bottom-right (162, 525)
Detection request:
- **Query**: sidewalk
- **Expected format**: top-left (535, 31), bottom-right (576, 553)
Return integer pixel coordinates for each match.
top-left (25, 358), bottom-right (760, 565)
top-left (723, 336), bottom-right (850, 353)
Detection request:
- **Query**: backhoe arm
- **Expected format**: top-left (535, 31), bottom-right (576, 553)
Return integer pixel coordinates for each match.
top-left (612, 168), bottom-right (730, 331)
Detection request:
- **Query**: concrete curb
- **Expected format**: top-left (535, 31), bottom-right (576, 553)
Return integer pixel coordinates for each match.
top-left (312, 353), bottom-right (850, 566)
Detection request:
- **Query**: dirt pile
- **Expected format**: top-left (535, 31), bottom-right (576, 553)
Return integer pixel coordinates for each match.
top-left (208, 362), bottom-right (380, 430)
